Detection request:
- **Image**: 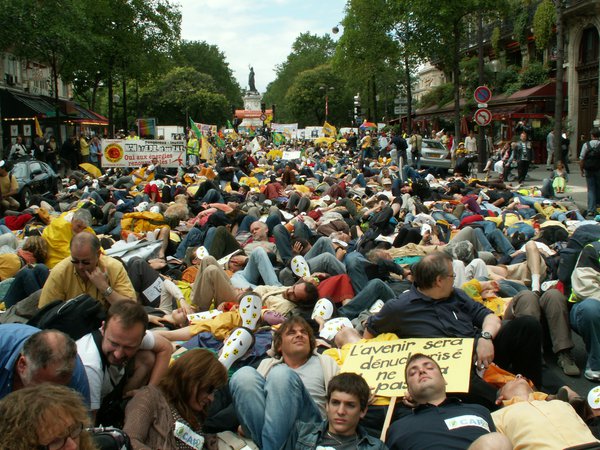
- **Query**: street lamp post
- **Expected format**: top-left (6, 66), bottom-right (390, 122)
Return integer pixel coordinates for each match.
top-left (320, 86), bottom-right (334, 122)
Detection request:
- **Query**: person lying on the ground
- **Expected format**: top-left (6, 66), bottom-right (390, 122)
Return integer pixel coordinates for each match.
top-left (41, 207), bottom-right (96, 268)
top-left (386, 353), bottom-right (509, 450)
top-left (492, 374), bottom-right (599, 448)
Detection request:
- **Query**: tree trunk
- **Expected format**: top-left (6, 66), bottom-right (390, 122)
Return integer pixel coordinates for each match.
top-left (404, 52), bottom-right (413, 134)
top-left (371, 76), bottom-right (378, 123)
top-left (477, 11), bottom-right (486, 171)
top-left (108, 72), bottom-right (114, 138)
top-left (453, 21), bottom-right (461, 144)
top-left (122, 76), bottom-right (128, 132)
top-left (51, 53), bottom-right (61, 143)
top-left (553, 0), bottom-right (564, 169)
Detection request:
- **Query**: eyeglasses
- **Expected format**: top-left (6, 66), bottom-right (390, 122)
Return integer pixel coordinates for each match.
top-left (38, 422), bottom-right (83, 450)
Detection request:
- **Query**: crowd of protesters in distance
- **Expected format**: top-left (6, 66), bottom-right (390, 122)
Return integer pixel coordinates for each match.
top-left (0, 123), bottom-right (599, 449)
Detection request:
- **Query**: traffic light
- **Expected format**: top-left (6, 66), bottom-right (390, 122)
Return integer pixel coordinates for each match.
top-left (271, 104), bottom-right (276, 120)
top-left (261, 102), bottom-right (266, 113)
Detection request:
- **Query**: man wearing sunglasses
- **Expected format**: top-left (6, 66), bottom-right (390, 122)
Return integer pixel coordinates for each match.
top-left (39, 232), bottom-right (136, 309)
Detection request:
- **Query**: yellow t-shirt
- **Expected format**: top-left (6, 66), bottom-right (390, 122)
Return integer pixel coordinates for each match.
top-left (0, 173), bottom-right (18, 198)
top-left (0, 253), bottom-right (22, 281)
top-left (42, 216), bottom-right (95, 269)
top-left (39, 254), bottom-right (136, 308)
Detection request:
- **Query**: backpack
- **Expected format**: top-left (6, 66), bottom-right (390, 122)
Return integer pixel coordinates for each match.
top-left (558, 224), bottom-right (600, 289)
top-left (27, 294), bottom-right (106, 340)
top-left (411, 178), bottom-right (431, 201)
top-left (583, 141), bottom-right (600, 172)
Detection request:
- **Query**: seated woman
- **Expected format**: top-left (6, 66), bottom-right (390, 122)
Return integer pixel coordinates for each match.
top-left (123, 348), bottom-right (228, 450)
top-left (0, 383), bottom-right (96, 450)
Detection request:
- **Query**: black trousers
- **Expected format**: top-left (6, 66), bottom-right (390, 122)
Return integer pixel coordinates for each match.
top-left (517, 160), bottom-right (530, 183)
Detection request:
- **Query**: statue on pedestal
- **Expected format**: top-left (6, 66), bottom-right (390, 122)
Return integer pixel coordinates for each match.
top-left (248, 66), bottom-right (257, 93)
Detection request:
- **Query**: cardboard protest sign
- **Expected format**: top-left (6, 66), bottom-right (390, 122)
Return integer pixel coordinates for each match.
top-left (341, 337), bottom-right (474, 397)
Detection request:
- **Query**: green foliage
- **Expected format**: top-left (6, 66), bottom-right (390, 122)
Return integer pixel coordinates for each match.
top-left (491, 26), bottom-right (501, 55)
top-left (138, 67), bottom-right (229, 126)
top-left (520, 61), bottom-right (549, 87)
top-left (173, 41), bottom-right (243, 107)
top-left (532, 0), bottom-right (556, 50)
top-left (513, 8), bottom-right (530, 46)
top-left (284, 64), bottom-right (352, 127)
top-left (417, 83), bottom-right (454, 109)
top-left (263, 32), bottom-right (337, 123)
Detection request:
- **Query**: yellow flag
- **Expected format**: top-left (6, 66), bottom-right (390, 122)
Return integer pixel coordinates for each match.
top-left (201, 137), bottom-right (216, 164)
top-left (322, 121), bottom-right (336, 138)
top-left (34, 117), bottom-right (43, 137)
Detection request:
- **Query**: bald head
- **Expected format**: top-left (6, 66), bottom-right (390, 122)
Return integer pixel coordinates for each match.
top-left (70, 231), bottom-right (100, 253)
top-left (18, 330), bottom-right (77, 388)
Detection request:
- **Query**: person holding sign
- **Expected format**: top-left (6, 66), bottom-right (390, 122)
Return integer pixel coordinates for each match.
top-left (284, 372), bottom-right (386, 450)
top-left (386, 353), bottom-right (510, 450)
top-left (364, 251), bottom-right (542, 408)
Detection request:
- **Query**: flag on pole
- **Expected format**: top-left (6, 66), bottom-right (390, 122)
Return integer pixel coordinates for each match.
top-left (322, 121), bottom-right (336, 138)
top-left (250, 137), bottom-right (261, 154)
top-left (201, 137), bottom-right (216, 164)
top-left (215, 134), bottom-right (226, 149)
top-left (226, 120), bottom-right (235, 129)
top-left (189, 118), bottom-right (203, 140)
top-left (34, 117), bottom-right (43, 138)
top-left (137, 118), bottom-right (156, 138)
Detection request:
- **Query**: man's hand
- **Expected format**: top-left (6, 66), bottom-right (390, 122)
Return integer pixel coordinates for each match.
top-left (475, 338), bottom-right (495, 370)
top-left (86, 267), bottom-right (110, 293)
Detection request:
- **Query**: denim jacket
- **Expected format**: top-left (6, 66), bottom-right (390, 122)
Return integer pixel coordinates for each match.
top-left (285, 420), bottom-right (387, 450)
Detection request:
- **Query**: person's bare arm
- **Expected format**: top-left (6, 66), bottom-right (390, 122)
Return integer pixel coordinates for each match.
top-left (147, 333), bottom-right (173, 386)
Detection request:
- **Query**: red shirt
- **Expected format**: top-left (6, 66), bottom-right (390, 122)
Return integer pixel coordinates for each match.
top-left (143, 183), bottom-right (162, 202)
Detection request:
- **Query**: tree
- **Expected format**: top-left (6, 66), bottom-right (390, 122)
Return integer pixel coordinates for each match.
top-left (333, 0), bottom-right (399, 122)
top-left (173, 41), bottom-right (243, 107)
top-left (0, 0), bottom-right (91, 141)
top-left (263, 32), bottom-right (337, 123)
top-left (138, 67), bottom-right (229, 127)
top-left (284, 64), bottom-right (351, 127)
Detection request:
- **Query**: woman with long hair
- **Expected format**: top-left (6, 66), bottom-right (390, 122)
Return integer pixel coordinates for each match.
top-left (123, 348), bottom-right (228, 449)
top-left (0, 383), bottom-right (97, 450)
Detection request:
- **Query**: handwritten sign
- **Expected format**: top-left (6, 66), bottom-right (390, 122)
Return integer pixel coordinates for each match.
top-left (102, 139), bottom-right (186, 168)
top-left (341, 338), bottom-right (474, 397)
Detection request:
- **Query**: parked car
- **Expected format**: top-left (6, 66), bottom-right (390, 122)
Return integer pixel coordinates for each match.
top-left (419, 139), bottom-right (452, 169)
top-left (11, 159), bottom-right (62, 208)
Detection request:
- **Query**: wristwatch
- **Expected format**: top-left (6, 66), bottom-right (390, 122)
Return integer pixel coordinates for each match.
top-left (480, 331), bottom-right (493, 340)
top-left (102, 286), bottom-right (114, 297)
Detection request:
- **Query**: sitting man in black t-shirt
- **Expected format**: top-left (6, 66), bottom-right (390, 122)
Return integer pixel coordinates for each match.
top-left (386, 353), bottom-right (511, 450)
top-left (365, 251), bottom-right (543, 408)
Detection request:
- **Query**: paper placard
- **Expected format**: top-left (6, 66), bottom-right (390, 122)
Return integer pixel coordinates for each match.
top-left (341, 337), bottom-right (474, 397)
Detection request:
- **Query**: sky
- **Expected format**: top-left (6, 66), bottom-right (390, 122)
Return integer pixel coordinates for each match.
top-left (178, 0), bottom-right (347, 93)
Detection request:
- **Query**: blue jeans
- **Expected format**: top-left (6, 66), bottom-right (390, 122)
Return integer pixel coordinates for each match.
top-left (174, 227), bottom-right (213, 260)
top-left (344, 251), bottom-right (370, 293)
top-left (230, 365), bottom-right (322, 450)
top-left (4, 264), bottom-right (49, 307)
top-left (272, 224), bottom-right (293, 265)
top-left (551, 210), bottom-right (585, 222)
top-left (231, 247), bottom-right (281, 289)
top-left (305, 237), bottom-right (335, 259)
top-left (339, 279), bottom-right (396, 320)
top-left (432, 211), bottom-right (460, 227)
top-left (570, 299), bottom-right (600, 371)
top-left (586, 173), bottom-right (600, 214)
top-left (199, 188), bottom-right (224, 204)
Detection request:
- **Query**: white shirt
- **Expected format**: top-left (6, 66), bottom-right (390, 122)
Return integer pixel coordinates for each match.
top-left (77, 329), bottom-right (155, 410)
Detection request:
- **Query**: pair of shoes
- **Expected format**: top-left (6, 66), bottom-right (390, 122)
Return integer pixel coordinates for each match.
top-left (584, 368), bottom-right (600, 382)
top-left (557, 351), bottom-right (581, 376)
